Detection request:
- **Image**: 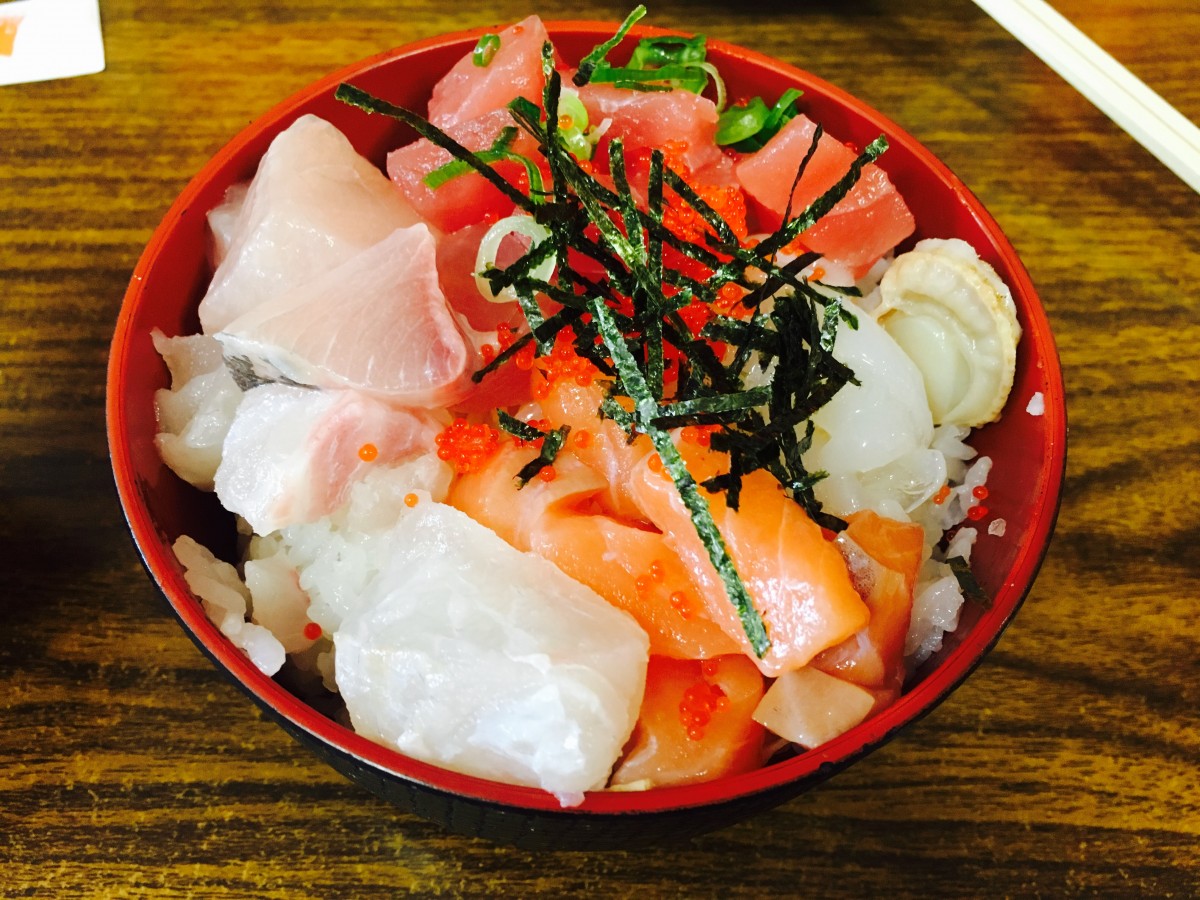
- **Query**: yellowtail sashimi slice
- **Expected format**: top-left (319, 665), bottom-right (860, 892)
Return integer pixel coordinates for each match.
top-left (199, 114), bottom-right (421, 334)
top-left (335, 501), bottom-right (650, 807)
top-left (215, 225), bottom-right (473, 407)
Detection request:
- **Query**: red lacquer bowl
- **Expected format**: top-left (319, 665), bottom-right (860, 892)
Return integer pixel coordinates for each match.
top-left (107, 21), bottom-right (1066, 849)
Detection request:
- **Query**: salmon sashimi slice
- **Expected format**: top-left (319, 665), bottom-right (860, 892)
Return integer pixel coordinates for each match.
top-left (426, 15), bottom-right (553, 129)
top-left (215, 225), bottom-right (474, 409)
top-left (734, 114), bottom-right (915, 280)
top-left (629, 445), bottom-right (870, 677)
top-left (812, 510), bottom-right (924, 691)
top-left (448, 441), bottom-right (607, 549)
top-left (450, 427), bottom-right (741, 659)
top-left (214, 383), bottom-right (443, 535)
top-left (611, 654), bottom-right (766, 788)
top-left (538, 378), bottom-right (653, 521)
top-left (529, 511), bottom-right (743, 660)
top-left (199, 115), bottom-right (421, 334)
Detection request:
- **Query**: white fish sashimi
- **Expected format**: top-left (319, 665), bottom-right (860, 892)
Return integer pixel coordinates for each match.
top-left (152, 330), bottom-right (243, 491)
top-left (215, 383), bottom-right (444, 535)
top-left (198, 114), bottom-right (421, 334)
top-left (251, 454), bottom-right (454, 634)
top-left (215, 225), bottom-right (474, 408)
top-left (173, 535), bottom-right (286, 676)
top-left (334, 502), bottom-right (650, 806)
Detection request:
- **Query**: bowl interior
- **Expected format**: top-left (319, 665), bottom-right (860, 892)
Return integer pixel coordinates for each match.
top-left (108, 22), bottom-right (1066, 817)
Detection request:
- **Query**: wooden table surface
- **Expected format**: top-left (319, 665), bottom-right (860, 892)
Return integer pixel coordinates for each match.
top-left (3, 0), bottom-right (1197, 895)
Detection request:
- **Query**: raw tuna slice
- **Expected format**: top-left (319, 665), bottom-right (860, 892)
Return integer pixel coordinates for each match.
top-left (426, 14), bottom-right (551, 128)
top-left (215, 225), bottom-right (474, 408)
top-left (387, 108), bottom-right (543, 233)
top-left (735, 114), bottom-right (915, 278)
top-left (334, 501), bottom-right (650, 806)
top-left (579, 83), bottom-right (725, 176)
top-left (214, 382), bottom-right (443, 535)
top-left (199, 115), bottom-right (421, 334)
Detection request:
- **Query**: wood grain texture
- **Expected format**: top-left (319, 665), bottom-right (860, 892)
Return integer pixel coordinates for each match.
top-left (1, 0), bottom-right (1197, 895)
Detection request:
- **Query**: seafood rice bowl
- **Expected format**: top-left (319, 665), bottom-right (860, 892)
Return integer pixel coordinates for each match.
top-left (108, 10), bottom-right (1065, 848)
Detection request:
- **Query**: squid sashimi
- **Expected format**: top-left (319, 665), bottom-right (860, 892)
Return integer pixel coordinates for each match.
top-left (631, 448), bottom-right (870, 678)
top-left (735, 114), bottom-right (915, 279)
top-left (199, 114), bottom-right (421, 333)
top-left (804, 299), bottom-right (934, 480)
top-left (214, 382), bottom-right (443, 535)
top-left (216, 225), bottom-right (474, 408)
top-left (333, 500), bottom-right (649, 805)
top-left (426, 15), bottom-right (552, 129)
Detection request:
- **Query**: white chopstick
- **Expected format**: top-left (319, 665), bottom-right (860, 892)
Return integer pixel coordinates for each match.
top-left (972, 0), bottom-right (1200, 194)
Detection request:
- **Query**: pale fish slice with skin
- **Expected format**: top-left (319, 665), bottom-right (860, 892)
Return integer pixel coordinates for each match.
top-left (215, 225), bottom-right (475, 408)
top-left (198, 114), bottom-right (422, 334)
top-left (214, 382), bottom-right (445, 536)
top-left (334, 501), bottom-right (650, 807)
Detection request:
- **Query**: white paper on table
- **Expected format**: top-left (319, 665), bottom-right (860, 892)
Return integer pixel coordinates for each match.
top-left (0, 0), bottom-right (104, 87)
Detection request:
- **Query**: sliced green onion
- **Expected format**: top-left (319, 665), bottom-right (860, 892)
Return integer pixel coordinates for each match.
top-left (717, 88), bottom-right (802, 150)
top-left (472, 33), bottom-right (500, 67)
top-left (575, 5), bottom-right (648, 85)
top-left (422, 126), bottom-right (545, 197)
top-left (628, 34), bottom-right (707, 69)
top-left (474, 215), bottom-right (555, 306)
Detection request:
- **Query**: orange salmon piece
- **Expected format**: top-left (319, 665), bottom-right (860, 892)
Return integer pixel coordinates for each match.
top-left (611, 655), bottom-right (766, 788)
top-left (812, 510), bottom-right (925, 692)
top-left (530, 512), bottom-right (742, 660)
top-left (448, 441), bottom-right (606, 549)
top-left (629, 446), bottom-right (869, 677)
top-left (539, 378), bottom-right (653, 521)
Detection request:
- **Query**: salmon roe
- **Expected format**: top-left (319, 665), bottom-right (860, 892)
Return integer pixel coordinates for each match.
top-left (679, 679), bottom-right (728, 741)
top-left (533, 326), bottom-right (597, 389)
top-left (668, 590), bottom-right (692, 619)
top-left (435, 418), bottom-right (501, 475)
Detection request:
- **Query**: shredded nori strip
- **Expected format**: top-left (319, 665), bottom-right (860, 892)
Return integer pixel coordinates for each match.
top-left (591, 298), bottom-right (770, 657)
top-left (498, 412), bottom-right (572, 486)
top-left (947, 554), bottom-right (991, 608)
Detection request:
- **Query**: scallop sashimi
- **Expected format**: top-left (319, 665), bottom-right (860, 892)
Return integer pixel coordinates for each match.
top-left (333, 501), bottom-right (649, 805)
top-left (198, 114), bottom-right (421, 334)
top-left (214, 382), bottom-right (444, 535)
top-left (735, 114), bottom-right (915, 278)
top-left (215, 225), bottom-right (474, 407)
